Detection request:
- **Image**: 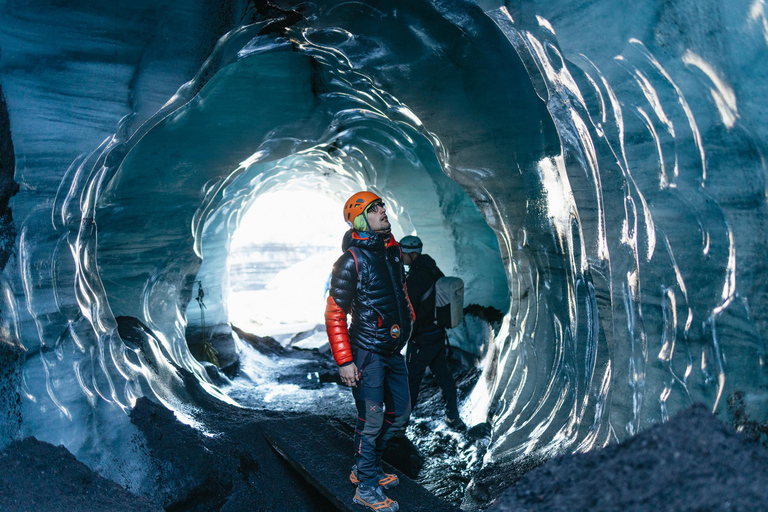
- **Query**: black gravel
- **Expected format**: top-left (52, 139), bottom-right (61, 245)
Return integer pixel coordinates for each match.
top-left (0, 437), bottom-right (160, 512)
top-left (3, 374), bottom-right (767, 512)
top-left (489, 403), bottom-right (768, 512)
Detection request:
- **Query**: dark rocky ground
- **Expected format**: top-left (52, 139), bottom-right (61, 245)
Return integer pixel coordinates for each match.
top-left (127, 390), bottom-right (339, 512)
top-left (489, 403), bottom-right (768, 512)
top-left (2, 329), bottom-right (768, 511)
top-left (0, 437), bottom-right (159, 512)
top-left (3, 385), bottom-right (768, 512)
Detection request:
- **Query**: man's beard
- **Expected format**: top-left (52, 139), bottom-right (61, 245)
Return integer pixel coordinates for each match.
top-left (372, 216), bottom-right (391, 233)
top-left (374, 225), bottom-right (392, 240)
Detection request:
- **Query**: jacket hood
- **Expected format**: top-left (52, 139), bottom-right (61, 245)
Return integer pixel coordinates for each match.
top-left (342, 229), bottom-right (398, 252)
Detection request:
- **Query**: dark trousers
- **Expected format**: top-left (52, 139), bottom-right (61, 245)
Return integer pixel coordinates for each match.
top-left (352, 347), bottom-right (411, 487)
top-left (406, 332), bottom-right (459, 419)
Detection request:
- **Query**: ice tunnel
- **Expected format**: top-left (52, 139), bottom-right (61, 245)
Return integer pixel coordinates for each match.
top-left (1, 0), bottom-right (768, 507)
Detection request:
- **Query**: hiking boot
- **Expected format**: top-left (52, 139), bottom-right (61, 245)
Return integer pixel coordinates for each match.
top-left (349, 464), bottom-right (399, 489)
top-left (445, 416), bottom-right (467, 431)
top-left (353, 483), bottom-right (399, 512)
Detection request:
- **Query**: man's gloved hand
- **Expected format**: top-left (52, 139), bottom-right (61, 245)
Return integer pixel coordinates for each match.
top-left (339, 362), bottom-right (360, 387)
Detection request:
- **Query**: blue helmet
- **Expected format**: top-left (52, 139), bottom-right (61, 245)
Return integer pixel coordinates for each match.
top-left (399, 235), bottom-right (423, 254)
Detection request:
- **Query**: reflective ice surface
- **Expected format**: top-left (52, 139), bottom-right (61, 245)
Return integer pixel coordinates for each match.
top-left (1, 0), bottom-right (767, 502)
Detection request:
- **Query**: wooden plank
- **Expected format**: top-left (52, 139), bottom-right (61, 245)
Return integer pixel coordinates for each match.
top-left (263, 415), bottom-right (461, 512)
top-left (263, 427), bottom-right (354, 512)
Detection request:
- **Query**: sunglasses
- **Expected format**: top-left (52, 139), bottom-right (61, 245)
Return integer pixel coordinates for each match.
top-left (367, 201), bottom-right (386, 213)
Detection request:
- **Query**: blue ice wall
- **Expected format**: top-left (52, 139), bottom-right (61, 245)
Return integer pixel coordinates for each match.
top-left (1, 0), bottom-right (767, 500)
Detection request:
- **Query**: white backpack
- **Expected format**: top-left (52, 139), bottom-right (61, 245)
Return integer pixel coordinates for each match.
top-left (434, 277), bottom-right (464, 329)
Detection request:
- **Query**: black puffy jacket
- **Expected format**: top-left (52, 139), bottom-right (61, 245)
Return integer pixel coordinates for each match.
top-left (325, 230), bottom-right (414, 362)
top-left (405, 253), bottom-right (445, 336)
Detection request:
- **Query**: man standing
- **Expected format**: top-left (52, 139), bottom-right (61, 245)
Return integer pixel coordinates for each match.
top-left (400, 235), bottom-right (465, 430)
top-left (325, 191), bottom-right (414, 512)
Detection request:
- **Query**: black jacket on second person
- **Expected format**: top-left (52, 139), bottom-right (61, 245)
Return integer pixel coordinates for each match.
top-left (405, 253), bottom-right (445, 337)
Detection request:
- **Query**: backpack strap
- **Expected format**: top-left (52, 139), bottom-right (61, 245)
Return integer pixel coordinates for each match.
top-left (419, 282), bottom-right (435, 304)
top-left (417, 263), bottom-right (442, 305)
top-left (346, 247), bottom-right (359, 275)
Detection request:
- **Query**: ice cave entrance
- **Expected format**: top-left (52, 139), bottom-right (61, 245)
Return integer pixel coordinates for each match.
top-left (226, 188), bottom-right (350, 339)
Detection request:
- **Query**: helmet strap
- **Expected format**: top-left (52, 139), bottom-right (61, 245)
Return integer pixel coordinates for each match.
top-left (362, 211), bottom-right (373, 232)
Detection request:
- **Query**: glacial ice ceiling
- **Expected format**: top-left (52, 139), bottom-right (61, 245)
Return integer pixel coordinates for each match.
top-left (1, 0), bottom-right (767, 496)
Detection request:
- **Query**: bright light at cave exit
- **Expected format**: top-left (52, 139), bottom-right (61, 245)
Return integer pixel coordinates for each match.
top-left (227, 189), bottom-right (350, 338)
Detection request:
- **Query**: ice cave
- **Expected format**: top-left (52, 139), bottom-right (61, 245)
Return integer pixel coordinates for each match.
top-left (1, 0), bottom-right (767, 510)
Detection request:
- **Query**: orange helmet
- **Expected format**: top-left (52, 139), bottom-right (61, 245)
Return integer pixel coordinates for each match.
top-left (343, 191), bottom-right (381, 224)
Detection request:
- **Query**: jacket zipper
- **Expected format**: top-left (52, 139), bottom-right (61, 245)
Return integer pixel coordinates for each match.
top-left (384, 247), bottom-right (405, 333)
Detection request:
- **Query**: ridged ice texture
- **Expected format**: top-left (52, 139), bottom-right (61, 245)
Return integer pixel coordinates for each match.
top-left (475, 2), bottom-right (768, 462)
top-left (2, 0), bottom-right (767, 495)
